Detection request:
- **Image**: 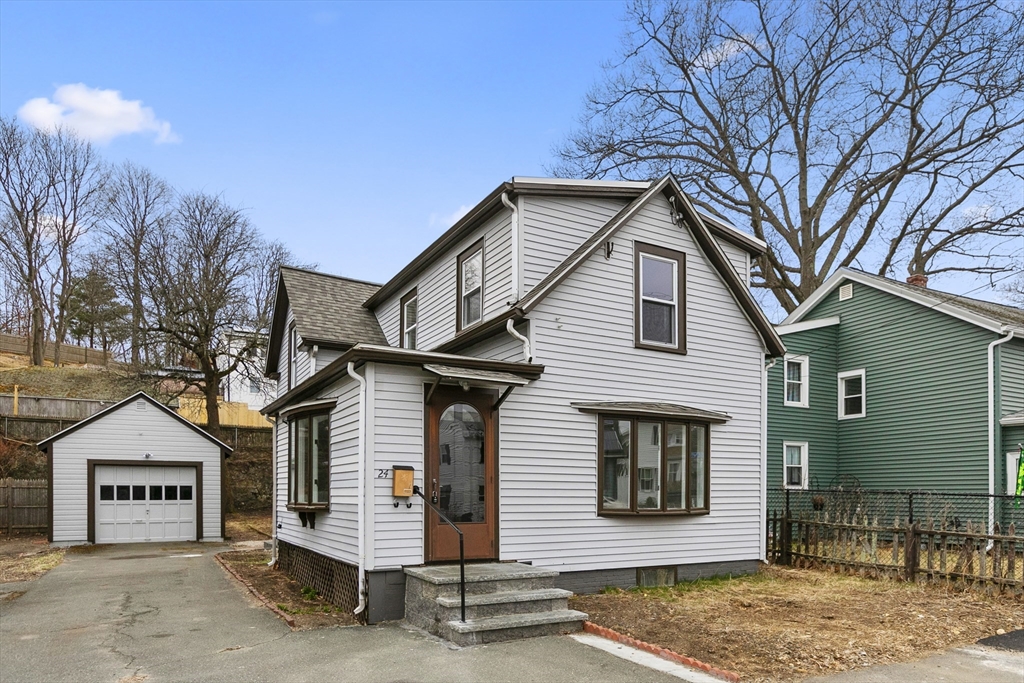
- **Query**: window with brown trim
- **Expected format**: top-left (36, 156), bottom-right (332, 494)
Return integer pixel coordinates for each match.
top-left (634, 242), bottom-right (686, 354)
top-left (288, 410), bottom-right (331, 509)
top-left (400, 288), bottom-right (418, 349)
top-left (457, 239), bottom-right (484, 331)
top-left (287, 323), bottom-right (297, 389)
top-left (598, 414), bottom-right (708, 515)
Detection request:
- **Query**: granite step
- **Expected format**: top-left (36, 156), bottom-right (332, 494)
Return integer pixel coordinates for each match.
top-left (435, 587), bottom-right (572, 608)
top-left (440, 609), bottom-right (589, 646)
top-left (435, 588), bottom-right (573, 620)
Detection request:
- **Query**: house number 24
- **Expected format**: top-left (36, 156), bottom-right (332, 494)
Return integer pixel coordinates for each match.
top-left (375, 469), bottom-right (391, 479)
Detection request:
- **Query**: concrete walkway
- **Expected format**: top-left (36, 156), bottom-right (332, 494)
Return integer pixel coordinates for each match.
top-left (808, 646), bottom-right (1024, 683)
top-left (0, 542), bottom-right (680, 683)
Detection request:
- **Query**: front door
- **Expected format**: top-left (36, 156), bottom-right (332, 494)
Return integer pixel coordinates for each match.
top-left (425, 386), bottom-right (497, 562)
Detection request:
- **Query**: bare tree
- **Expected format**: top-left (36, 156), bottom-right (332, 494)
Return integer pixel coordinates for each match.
top-left (141, 193), bottom-right (284, 436)
top-left (555, 0), bottom-right (1024, 313)
top-left (0, 118), bottom-right (53, 363)
top-left (102, 162), bottom-right (172, 367)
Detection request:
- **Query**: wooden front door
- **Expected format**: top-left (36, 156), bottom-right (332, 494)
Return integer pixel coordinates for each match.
top-left (425, 386), bottom-right (498, 562)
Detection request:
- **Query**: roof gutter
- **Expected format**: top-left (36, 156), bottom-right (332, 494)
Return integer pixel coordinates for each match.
top-left (988, 328), bottom-right (1015, 535)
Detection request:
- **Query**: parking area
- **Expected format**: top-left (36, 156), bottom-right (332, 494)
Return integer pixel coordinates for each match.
top-left (0, 542), bottom-right (681, 683)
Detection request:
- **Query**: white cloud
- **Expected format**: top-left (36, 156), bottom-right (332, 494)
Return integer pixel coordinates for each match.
top-left (18, 84), bottom-right (179, 145)
top-left (695, 37), bottom-right (754, 71)
top-left (429, 204), bottom-right (472, 229)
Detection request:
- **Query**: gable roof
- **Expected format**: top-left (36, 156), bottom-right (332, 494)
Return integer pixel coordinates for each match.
top-left (266, 267), bottom-right (388, 376)
top-left (512, 174), bottom-right (786, 357)
top-left (362, 176), bottom-right (767, 310)
top-left (37, 392), bottom-right (233, 454)
top-left (783, 268), bottom-right (1024, 334)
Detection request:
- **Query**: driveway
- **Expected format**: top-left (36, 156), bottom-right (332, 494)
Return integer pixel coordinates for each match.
top-left (0, 543), bottom-right (681, 683)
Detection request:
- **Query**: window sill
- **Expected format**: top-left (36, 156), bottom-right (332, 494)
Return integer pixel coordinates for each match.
top-left (634, 341), bottom-right (687, 356)
top-left (784, 402), bottom-right (810, 409)
top-left (838, 414), bottom-right (866, 420)
top-left (598, 509), bottom-right (709, 517)
top-left (287, 503), bottom-right (330, 512)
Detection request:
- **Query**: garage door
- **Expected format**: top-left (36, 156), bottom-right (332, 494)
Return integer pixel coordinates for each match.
top-left (96, 465), bottom-right (197, 543)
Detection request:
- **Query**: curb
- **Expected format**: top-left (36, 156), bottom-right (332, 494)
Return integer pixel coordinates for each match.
top-left (582, 621), bottom-right (741, 682)
top-left (214, 552), bottom-right (296, 628)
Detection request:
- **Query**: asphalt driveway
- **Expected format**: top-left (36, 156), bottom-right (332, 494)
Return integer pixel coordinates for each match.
top-left (0, 542), bottom-right (681, 683)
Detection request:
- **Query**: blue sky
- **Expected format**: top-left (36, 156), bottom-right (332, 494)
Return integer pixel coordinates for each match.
top-left (0, 1), bottom-right (625, 281)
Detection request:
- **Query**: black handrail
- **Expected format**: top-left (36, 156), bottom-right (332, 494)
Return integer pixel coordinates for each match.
top-left (413, 485), bottom-right (466, 622)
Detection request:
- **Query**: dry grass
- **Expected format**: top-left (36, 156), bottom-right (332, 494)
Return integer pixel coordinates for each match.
top-left (0, 364), bottom-right (157, 400)
top-left (0, 545), bottom-right (65, 583)
top-left (225, 511), bottom-right (272, 541)
top-left (571, 565), bottom-right (1023, 683)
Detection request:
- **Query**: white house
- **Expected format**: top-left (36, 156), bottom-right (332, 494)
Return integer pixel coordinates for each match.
top-left (39, 392), bottom-right (232, 545)
top-left (222, 327), bottom-right (276, 412)
top-left (262, 175), bottom-right (785, 631)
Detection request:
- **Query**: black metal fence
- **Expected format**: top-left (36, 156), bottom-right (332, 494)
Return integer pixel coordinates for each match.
top-left (767, 487), bottom-right (1024, 533)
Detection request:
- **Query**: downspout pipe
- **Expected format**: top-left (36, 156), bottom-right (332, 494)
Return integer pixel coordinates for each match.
top-left (761, 357), bottom-right (778, 563)
top-left (347, 362), bottom-right (368, 615)
top-left (988, 328), bottom-right (1015, 536)
top-left (506, 318), bottom-right (532, 363)
top-left (501, 192), bottom-right (519, 304)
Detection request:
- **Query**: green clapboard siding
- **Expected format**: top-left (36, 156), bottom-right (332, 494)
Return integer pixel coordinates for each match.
top-left (767, 325), bottom-right (839, 489)
top-left (793, 281), bottom-right (998, 492)
top-left (999, 338), bottom-right (1024, 418)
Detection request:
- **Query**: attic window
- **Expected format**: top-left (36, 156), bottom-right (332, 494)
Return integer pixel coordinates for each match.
top-left (401, 288), bottom-right (418, 349)
top-left (634, 242), bottom-right (686, 354)
top-left (839, 283), bottom-right (854, 301)
top-left (457, 240), bottom-right (484, 331)
top-left (136, 401), bottom-right (146, 411)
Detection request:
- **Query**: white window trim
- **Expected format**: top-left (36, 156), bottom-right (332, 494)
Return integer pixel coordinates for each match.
top-left (783, 354), bottom-right (810, 408)
top-left (639, 252), bottom-right (679, 347)
top-left (402, 294), bottom-right (418, 349)
top-left (837, 368), bottom-right (866, 419)
top-left (783, 441), bottom-right (809, 490)
top-left (1007, 451), bottom-right (1021, 496)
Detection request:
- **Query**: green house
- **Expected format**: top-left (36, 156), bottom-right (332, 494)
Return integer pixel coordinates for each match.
top-left (767, 268), bottom-right (1024, 503)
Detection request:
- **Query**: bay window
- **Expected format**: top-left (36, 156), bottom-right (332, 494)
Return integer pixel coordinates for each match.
top-left (599, 415), bottom-right (709, 515)
top-left (288, 410), bottom-right (331, 509)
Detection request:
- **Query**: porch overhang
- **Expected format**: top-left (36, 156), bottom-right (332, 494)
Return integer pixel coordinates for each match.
top-left (423, 363), bottom-right (533, 409)
top-left (571, 401), bottom-right (731, 423)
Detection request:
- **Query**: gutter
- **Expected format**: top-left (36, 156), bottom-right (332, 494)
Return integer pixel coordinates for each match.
top-left (506, 319), bottom-right (533, 363)
top-left (347, 362), bottom-right (368, 616)
top-left (988, 328), bottom-right (1015, 535)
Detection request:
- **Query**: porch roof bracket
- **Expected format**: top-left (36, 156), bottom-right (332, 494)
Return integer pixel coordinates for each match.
top-left (425, 375), bottom-right (442, 405)
top-left (493, 385), bottom-right (516, 411)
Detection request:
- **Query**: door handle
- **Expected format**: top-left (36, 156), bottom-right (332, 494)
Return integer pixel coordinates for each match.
top-left (431, 478), bottom-right (438, 505)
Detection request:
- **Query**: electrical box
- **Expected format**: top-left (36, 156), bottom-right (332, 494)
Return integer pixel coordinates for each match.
top-left (392, 466), bottom-right (414, 497)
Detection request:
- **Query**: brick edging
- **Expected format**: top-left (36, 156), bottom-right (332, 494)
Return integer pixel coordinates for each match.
top-left (214, 552), bottom-right (296, 628)
top-left (582, 621), bottom-right (741, 682)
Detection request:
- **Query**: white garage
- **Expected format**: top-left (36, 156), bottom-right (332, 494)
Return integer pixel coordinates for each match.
top-left (39, 392), bottom-right (232, 545)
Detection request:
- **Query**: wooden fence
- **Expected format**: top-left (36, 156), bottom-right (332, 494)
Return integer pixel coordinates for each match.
top-left (768, 511), bottom-right (1023, 593)
top-left (0, 394), bottom-right (113, 419)
top-left (0, 478), bottom-right (47, 534)
top-left (0, 332), bottom-right (110, 365)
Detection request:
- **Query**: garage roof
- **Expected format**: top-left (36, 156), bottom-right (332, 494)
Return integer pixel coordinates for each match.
top-left (37, 392), bottom-right (234, 455)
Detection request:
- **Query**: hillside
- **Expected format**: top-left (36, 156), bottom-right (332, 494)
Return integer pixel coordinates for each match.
top-left (0, 361), bottom-right (161, 401)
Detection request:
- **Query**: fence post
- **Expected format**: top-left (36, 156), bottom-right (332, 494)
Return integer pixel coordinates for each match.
top-left (908, 491), bottom-right (914, 525)
top-left (5, 478), bottom-right (12, 536)
top-left (781, 489), bottom-right (792, 566)
top-left (904, 520), bottom-right (919, 581)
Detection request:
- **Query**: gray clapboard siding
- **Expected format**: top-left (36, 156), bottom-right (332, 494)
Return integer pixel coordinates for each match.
top-left (51, 402), bottom-right (223, 543)
top-left (373, 209), bottom-right (514, 350)
top-left (275, 378), bottom-right (361, 565)
top-left (719, 240), bottom-right (751, 281)
top-left (520, 196), bottom-right (627, 293)
top-left (496, 193), bottom-right (766, 572)
top-left (316, 348), bottom-right (343, 373)
top-left (275, 307), bottom-right (314, 396)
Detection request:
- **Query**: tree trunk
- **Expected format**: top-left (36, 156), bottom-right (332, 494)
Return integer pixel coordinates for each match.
top-left (30, 305), bottom-right (45, 366)
top-left (130, 268), bottom-right (142, 367)
top-left (203, 375), bottom-right (221, 440)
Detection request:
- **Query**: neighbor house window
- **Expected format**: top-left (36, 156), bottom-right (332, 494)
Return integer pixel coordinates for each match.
top-left (400, 288), bottom-right (418, 349)
top-left (634, 242), bottom-right (686, 354)
top-left (457, 240), bottom-right (484, 330)
top-left (784, 355), bottom-right (809, 407)
top-left (783, 441), bottom-right (808, 489)
top-left (838, 369), bottom-right (866, 419)
top-left (599, 415), bottom-right (709, 514)
top-left (288, 410), bottom-right (331, 508)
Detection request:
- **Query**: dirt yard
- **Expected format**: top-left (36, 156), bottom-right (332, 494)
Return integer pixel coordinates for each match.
top-left (225, 510), bottom-right (272, 541)
top-left (0, 534), bottom-right (64, 585)
top-left (570, 565), bottom-right (1023, 683)
top-left (218, 549), bottom-right (358, 629)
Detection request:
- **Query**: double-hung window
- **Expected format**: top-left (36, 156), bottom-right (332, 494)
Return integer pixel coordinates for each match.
top-left (287, 323), bottom-right (297, 390)
top-left (599, 415), bottom-right (709, 514)
top-left (838, 369), bottom-right (866, 419)
top-left (457, 240), bottom-right (484, 331)
top-left (400, 288), bottom-right (418, 349)
top-left (784, 355), bottom-right (809, 407)
top-left (783, 441), bottom-right (808, 489)
top-left (288, 410), bottom-right (331, 508)
top-left (634, 242), bottom-right (686, 353)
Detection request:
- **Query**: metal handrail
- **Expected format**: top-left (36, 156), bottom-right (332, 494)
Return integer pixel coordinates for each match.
top-left (413, 485), bottom-right (466, 622)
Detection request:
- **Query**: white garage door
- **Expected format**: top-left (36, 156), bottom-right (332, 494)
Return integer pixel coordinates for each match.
top-left (96, 465), bottom-right (197, 543)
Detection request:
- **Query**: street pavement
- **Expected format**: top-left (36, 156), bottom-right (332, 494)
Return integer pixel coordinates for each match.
top-left (0, 542), bottom-right (681, 683)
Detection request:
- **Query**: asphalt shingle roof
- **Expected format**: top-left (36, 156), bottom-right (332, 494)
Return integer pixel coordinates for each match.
top-left (280, 267), bottom-right (388, 347)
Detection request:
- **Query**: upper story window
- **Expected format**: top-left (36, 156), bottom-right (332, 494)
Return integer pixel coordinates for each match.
top-left (457, 240), bottom-right (484, 331)
top-left (401, 288), bottom-right (418, 349)
top-left (784, 355), bottom-right (809, 407)
top-left (838, 369), bottom-right (866, 419)
top-left (599, 415), bottom-right (709, 515)
top-left (287, 323), bottom-right (297, 390)
top-left (288, 409), bottom-right (331, 509)
top-left (634, 242), bottom-right (686, 354)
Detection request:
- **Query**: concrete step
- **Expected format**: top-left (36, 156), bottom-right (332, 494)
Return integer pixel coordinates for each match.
top-left (440, 609), bottom-right (589, 646)
top-left (405, 563), bottom-right (558, 601)
top-left (435, 588), bottom-right (572, 620)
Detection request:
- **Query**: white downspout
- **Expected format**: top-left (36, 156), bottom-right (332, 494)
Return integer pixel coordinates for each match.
top-left (501, 192), bottom-right (519, 304)
top-left (761, 357), bottom-right (778, 563)
top-left (506, 319), bottom-right (532, 363)
top-left (347, 362), bottom-right (368, 615)
top-left (988, 328), bottom-right (1014, 536)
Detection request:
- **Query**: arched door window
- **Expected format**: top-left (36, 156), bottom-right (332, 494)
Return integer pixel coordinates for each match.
top-left (437, 403), bottom-right (486, 523)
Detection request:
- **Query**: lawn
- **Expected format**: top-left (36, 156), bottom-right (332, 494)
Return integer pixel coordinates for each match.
top-left (225, 510), bottom-right (273, 541)
top-left (570, 565), bottom-right (1023, 683)
top-left (0, 535), bottom-right (64, 585)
